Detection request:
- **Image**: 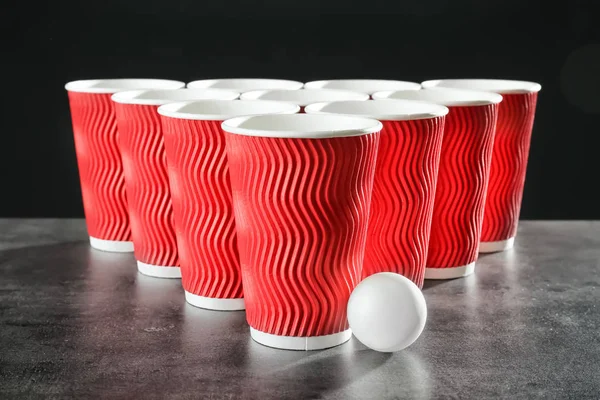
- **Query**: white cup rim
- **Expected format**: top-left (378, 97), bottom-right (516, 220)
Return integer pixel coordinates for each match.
top-left (222, 114), bottom-right (383, 139)
top-left (303, 79), bottom-right (421, 94)
top-left (372, 87), bottom-right (503, 107)
top-left (111, 88), bottom-right (240, 106)
top-left (157, 99), bottom-right (300, 121)
top-left (187, 78), bottom-right (304, 92)
top-left (64, 79), bottom-right (185, 94)
top-left (240, 88), bottom-right (370, 106)
top-left (421, 79), bottom-right (542, 94)
top-left (305, 99), bottom-right (449, 121)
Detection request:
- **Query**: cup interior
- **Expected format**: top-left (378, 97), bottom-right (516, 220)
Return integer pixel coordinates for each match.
top-left (373, 88), bottom-right (503, 107)
top-left (421, 79), bottom-right (542, 94)
top-left (303, 79), bottom-right (421, 94)
top-left (187, 78), bottom-right (304, 92)
top-left (305, 100), bottom-right (449, 121)
top-left (222, 114), bottom-right (383, 139)
top-left (157, 100), bottom-right (300, 120)
top-left (64, 79), bottom-right (185, 94)
top-left (240, 89), bottom-right (370, 106)
top-left (111, 88), bottom-right (240, 105)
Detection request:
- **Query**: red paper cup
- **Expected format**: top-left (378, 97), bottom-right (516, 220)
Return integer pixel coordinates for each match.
top-left (374, 88), bottom-right (502, 278)
top-left (223, 114), bottom-right (382, 350)
top-left (157, 100), bottom-right (300, 310)
top-left (306, 100), bottom-right (448, 288)
top-left (422, 79), bottom-right (541, 252)
top-left (111, 88), bottom-right (239, 278)
top-left (187, 78), bottom-right (303, 92)
top-left (303, 79), bottom-right (421, 96)
top-left (240, 88), bottom-right (369, 111)
top-left (65, 79), bottom-right (185, 252)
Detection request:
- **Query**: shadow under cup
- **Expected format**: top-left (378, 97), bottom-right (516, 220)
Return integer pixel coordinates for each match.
top-left (65, 79), bottom-right (185, 252)
top-left (157, 100), bottom-right (300, 311)
top-left (222, 114), bottom-right (382, 350)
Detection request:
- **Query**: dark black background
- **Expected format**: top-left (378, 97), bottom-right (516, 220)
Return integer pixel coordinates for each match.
top-left (2, 0), bottom-right (599, 218)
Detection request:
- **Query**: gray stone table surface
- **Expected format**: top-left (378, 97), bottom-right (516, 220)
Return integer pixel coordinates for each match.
top-left (0, 219), bottom-right (599, 399)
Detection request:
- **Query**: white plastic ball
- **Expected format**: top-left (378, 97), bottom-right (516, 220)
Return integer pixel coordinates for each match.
top-left (347, 272), bottom-right (427, 352)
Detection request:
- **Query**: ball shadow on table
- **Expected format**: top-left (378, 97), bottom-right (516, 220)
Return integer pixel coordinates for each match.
top-left (422, 279), bottom-right (453, 291)
top-left (241, 339), bottom-right (431, 399)
top-left (421, 273), bottom-right (479, 291)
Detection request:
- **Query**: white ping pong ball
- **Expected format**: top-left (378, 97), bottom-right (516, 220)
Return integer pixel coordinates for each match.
top-left (347, 272), bottom-right (427, 352)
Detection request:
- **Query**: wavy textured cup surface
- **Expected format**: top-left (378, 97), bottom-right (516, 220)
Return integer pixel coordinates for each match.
top-left (422, 79), bottom-right (541, 252)
top-left (306, 100), bottom-right (448, 288)
top-left (65, 79), bottom-right (185, 252)
top-left (374, 89), bottom-right (502, 278)
top-left (112, 89), bottom-right (239, 278)
top-left (223, 114), bottom-right (382, 350)
top-left (187, 78), bottom-right (303, 92)
top-left (303, 79), bottom-right (420, 95)
top-left (158, 100), bottom-right (300, 310)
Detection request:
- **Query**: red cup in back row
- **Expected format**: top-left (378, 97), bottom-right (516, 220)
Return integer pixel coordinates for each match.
top-left (373, 88), bottom-right (502, 279)
top-left (422, 79), bottom-right (541, 253)
top-left (65, 79), bottom-right (185, 252)
top-left (240, 88), bottom-right (369, 112)
top-left (303, 79), bottom-right (421, 95)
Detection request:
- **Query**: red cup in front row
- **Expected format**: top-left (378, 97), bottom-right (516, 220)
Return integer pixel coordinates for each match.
top-left (223, 114), bottom-right (382, 350)
top-left (65, 79), bottom-right (185, 252)
top-left (422, 79), bottom-right (541, 252)
top-left (111, 88), bottom-right (239, 278)
top-left (373, 88), bottom-right (502, 278)
top-left (306, 100), bottom-right (448, 288)
top-left (158, 100), bottom-right (300, 310)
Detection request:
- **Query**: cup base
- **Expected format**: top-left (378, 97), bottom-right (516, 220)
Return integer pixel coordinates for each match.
top-left (424, 262), bottom-right (475, 280)
top-left (89, 237), bottom-right (134, 253)
top-left (137, 261), bottom-right (181, 279)
top-left (250, 327), bottom-right (352, 351)
top-left (184, 291), bottom-right (245, 311)
top-left (479, 237), bottom-right (515, 253)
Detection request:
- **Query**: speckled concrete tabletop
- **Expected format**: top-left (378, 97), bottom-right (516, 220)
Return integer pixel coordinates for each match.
top-left (1, 219), bottom-right (598, 399)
